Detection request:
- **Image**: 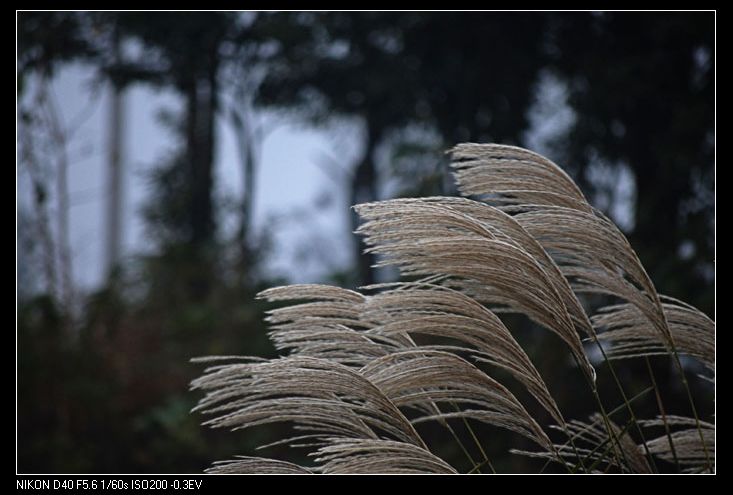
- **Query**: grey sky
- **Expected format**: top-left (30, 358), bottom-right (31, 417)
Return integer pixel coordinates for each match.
top-left (18, 63), bottom-right (636, 294)
top-left (19, 63), bottom-right (357, 291)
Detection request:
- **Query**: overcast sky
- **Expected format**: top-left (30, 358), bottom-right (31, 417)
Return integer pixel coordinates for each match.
top-left (18, 63), bottom-right (361, 291)
top-left (18, 63), bottom-right (636, 295)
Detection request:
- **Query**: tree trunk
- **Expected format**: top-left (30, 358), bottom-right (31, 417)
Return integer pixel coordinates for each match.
top-left (182, 54), bottom-right (219, 299)
top-left (105, 28), bottom-right (125, 282)
top-left (230, 105), bottom-right (256, 272)
top-left (21, 86), bottom-right (57, 300)
top-left (43, 78), bottom-right (75, 322)
top-left (351, 122), bottom-right (379, 287)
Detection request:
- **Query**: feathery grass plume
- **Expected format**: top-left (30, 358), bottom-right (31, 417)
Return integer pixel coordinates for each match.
top-left (260, 282), bottom-right (561, 465)
top-left (514, 207), bottom-right (672, 346)
top-left (257, 285), bottom-right (398, 367)
top-left (314, 438), bottom-right (457, 474)
top-left (261, 280), bottom-right (565, 427)
top-left (355, 198), bottom-right (595, 381)
top-left (641, 416), bottom-right (714, 473)
top-left (364, 283), bottom-right (565, 426)
top-left (593, 298), bottom-right (715, 372)
top-left (359, 350), bottom-right (554, 452)
top-left (360, 197), bottom-right (596, 338)
top-left (258, 284), bottom-right (366, 330)
top-left (449, 144), bottom-right (672, 350)
top-left (192, 355), bottom-right (427, 447)
top-left (448, 143), bottom-right (715, 468)
top-left (193, 143), bottom-right (713, 473)
top-left (206, 457), bottom-right (313, 474)
top-left (450, 143), bottom-right (591, 211)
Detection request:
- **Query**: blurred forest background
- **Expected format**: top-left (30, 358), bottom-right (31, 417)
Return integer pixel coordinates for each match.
top-left (17, 12), bottom-right (714, 473)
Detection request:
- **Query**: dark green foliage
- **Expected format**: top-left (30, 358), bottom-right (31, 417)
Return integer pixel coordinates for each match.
top-left (17, 12), bottom-right (713, 473)
top-left (257, 13), bottom-right (552, 285)
top-left (18, 270), bottom-right (278, 473)
top-left (548, 12), bottom-right (714, 315)
top-left (18, 12), bottom-right (97, 76)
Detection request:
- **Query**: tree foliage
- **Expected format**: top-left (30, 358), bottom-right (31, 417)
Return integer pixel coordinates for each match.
top-left (17, 12), bottom-right (713, 473)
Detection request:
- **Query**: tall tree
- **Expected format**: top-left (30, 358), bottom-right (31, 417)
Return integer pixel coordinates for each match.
top-left (105, 22), bottom-right (125, 281)
top-left (257, 13), bottom-right (415, 286)
top-left (110, 13), bottom-right (235, 298)
top-left (258, 12), bottom-right (548, 286)
top-left (116, 13), bottom-right (233, 248)
top-left (548, 12), bottom-right (714, 314)
top-left (18, 12), bottom-right (98, 315)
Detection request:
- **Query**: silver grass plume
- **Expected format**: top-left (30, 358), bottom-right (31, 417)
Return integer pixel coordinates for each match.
top-left (641, 416), bottom-right (715, 473)
top-left (192, 143), bottom-right (714, 473)
top-left (593, 297), bottom-right (714, 373)
top-left (450, 144), bottom-right (674, 351)
top-left (355, 197), bottom-right (596, 382)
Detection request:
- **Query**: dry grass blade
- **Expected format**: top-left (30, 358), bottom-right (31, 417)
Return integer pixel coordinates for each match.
top-left (313, 438), bottom-right (457, 474)
top-left (641, 416), bottom-right (714, 473)
top-left (515, 413), bottom-right (649, 473)
top-left (594, 299), bottom-right (714, 372)
top-left (205, 457), bottom-right (312, 474)
top-left (359, 349), bottom-right (554, 452)
top-left (605, 416), bottom-right (652, 473)
top-left (355, 198), bottom-right (595, 381)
